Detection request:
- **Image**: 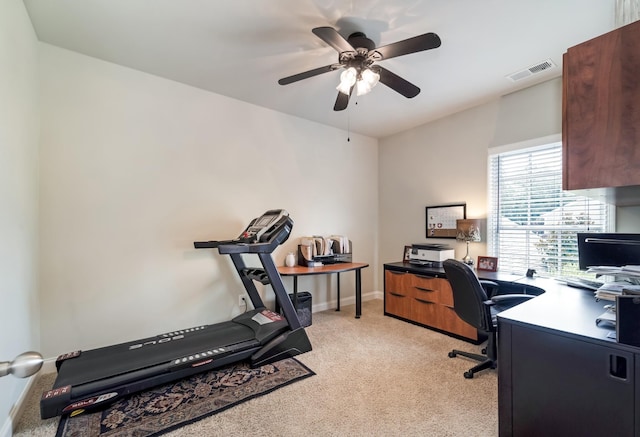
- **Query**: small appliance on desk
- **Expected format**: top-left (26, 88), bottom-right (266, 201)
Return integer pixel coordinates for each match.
top-left (298, 235), bottom-right (352, 267)
top-left (409, 244), bottom-right (454, 268)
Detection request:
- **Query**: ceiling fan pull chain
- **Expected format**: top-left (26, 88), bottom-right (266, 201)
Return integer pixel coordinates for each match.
top-left (347, 102), bottom-right (351, 142)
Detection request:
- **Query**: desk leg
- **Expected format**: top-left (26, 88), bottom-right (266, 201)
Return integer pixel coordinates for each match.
top-left (336, 272), bottom-right (341, 311)
top-left (293, 276), bottom-right (298, 308)
top-left (355, 268), bottom-right (362, 319)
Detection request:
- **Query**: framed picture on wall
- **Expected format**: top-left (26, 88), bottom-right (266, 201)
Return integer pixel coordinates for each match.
top-left (426, 203), bottom-right (466, 238)
top-left (403, 245), bottom-right (412, 262)
top-left (477, 256), bottom-right (498, 272)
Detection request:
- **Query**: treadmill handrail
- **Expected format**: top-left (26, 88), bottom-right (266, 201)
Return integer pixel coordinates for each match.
top-left (194, 239), bottom-right (237, 249)
top-left (217, 242), bottom-right (281, 254)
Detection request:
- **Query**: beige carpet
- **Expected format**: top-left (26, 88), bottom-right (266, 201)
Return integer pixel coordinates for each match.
top-left (14, 299), bottom-right (498, 436)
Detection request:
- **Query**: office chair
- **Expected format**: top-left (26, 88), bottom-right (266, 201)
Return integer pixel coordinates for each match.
top-left (443, 259), bottom-right (534, 379)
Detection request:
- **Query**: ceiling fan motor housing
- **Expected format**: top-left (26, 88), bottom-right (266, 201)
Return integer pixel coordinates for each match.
top-left (347, 32), bottom-right (376, 51)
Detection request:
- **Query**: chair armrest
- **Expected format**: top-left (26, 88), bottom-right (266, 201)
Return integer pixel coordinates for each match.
top-left (491, 294), bottom-right (535, 304)
top-left (480, 280), bottom-right (499, 298)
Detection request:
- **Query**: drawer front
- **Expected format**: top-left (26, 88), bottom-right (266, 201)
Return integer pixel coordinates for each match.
top-left (439, 306), bottom-right (477, 340)
top-left (434, 278), bottom-right (454, 307)
top-left (385, 270), bottom-right (412, 319)
top-left (411, 297), bottom-right (441, 328)
top-left (412, 274), bottom-right (441, 304)
top-left (385, 270), bottom-right (413, 295)
top-left (385, 289), bottom-right (412, 319)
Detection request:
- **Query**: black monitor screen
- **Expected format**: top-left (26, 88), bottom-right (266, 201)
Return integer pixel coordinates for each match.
top-left (577, 233), bottom-right (640, 270)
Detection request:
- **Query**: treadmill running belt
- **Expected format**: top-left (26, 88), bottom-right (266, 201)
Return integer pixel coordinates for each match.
top-left (54, 321), bottom-right (256, 388)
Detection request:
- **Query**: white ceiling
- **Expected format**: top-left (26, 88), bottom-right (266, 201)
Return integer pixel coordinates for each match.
top-left (23, 0), bottom-right (615, 138)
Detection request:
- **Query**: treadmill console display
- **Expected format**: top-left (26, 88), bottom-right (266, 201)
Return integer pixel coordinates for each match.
top-left (240, 209), bottom-right (288, 243)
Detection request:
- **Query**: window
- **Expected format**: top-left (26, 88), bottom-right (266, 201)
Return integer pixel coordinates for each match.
top-left (488, 141), bottom-right (612, 277)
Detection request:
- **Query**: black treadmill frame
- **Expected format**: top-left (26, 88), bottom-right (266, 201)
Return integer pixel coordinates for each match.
top-left (41, 214), bottom-right (311, 419)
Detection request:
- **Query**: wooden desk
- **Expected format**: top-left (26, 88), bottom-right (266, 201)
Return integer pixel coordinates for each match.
top-left (277, 262), bottom-right (369, 318)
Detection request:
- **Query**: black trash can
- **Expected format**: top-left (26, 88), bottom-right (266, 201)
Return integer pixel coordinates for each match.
top-left (288, 292), bottom-right (312, 327)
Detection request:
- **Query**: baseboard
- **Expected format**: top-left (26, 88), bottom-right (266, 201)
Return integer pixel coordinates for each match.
top-left (2, 374), bottom-right (38, 437)
top-left (0, 418), bottom-right (11, 437)
top-left (311, 291), bottom-right (382, 313)
top-left (2, 358), bottom-right (56, 437)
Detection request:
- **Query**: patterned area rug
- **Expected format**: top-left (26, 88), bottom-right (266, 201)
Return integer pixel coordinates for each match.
top-left (55, 358), bottom-right (314, 437)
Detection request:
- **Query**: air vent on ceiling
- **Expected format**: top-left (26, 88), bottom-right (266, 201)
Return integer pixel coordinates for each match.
top-left (506, 59), bottom-right (556, 82)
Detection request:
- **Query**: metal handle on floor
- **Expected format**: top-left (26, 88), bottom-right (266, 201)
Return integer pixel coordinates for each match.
top-left (0, 351), bottom-right (43, 378)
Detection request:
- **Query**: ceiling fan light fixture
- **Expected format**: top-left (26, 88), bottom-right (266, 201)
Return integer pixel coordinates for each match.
top-left (337, 67), bottom-right (357, 94)
top-left (356, 68), bottom-right (380, 96)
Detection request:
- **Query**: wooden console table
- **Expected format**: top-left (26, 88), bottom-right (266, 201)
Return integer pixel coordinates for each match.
top-left (277, 262), bottom-right (369, 318)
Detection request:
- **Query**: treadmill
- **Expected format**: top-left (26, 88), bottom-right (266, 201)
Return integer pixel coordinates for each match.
top-left (41, 209), bottom-right (312, 419)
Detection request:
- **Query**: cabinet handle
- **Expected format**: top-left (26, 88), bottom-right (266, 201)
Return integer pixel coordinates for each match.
top-left (415, 286), bottom-right (435, 293)
top-left (609, 354), bottom-right (630, 381)
top-left (389, 292), bottom-right (406, 298)
top-left (415, 274), bottom-right (434, 280)
top-left (388, 271), bottom-right (407, 276)
top-left (415, 298), bottom-right (436, 305)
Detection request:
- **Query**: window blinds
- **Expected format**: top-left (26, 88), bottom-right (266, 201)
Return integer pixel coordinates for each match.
top-left (488, 142), bottom-right (611, 277)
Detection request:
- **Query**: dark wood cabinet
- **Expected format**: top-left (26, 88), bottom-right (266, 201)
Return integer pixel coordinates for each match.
top-left (383, 263), bottom-right (478, 342)
top-left (562, 20), bottom-right (640, 205)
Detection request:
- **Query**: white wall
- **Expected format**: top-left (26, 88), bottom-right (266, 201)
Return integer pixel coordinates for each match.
top-left (378, 76), bottom-right (640, 285)
top-left (0, 0), bottom-right (40, 435)
top-left (38, 44), bottom-right (379, 358)
top-left (378, 78), bottom-right (563, 284)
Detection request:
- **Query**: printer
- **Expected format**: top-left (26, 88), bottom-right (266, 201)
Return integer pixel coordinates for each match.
top-left (409, 244), bottom-right (455, 267)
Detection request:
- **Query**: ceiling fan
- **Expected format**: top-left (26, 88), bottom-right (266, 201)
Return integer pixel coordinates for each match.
top-left (278, 27), bottom-right (441, 111)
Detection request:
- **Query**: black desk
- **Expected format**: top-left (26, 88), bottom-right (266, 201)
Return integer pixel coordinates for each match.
top-left (386, 262), bottom-right (637, 435)
top-left (496, 276), bottom-right (638, 436)
top-left (278, 263), bottom-right (369, 318)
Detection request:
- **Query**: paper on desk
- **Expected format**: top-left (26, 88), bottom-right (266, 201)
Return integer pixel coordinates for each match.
top-left (599, 281), bottom-right (635, 292)
top-left (594, 282), bottom-right (640, 301)
top-left (588, 266), bottom-right (640, 279)
top-left (594, 290), bottom-right (619, 301)
top-left (595, 309), bottom-right (616, 327)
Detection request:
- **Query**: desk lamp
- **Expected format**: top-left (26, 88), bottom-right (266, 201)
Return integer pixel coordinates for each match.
top-left (456, 219), bottom-right (481, 266)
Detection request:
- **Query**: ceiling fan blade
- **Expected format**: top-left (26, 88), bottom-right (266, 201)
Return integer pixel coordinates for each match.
top-left (312, 27), bottom-right (355, 53)
top-left (377, 66), bottom-right (421, 98)
top-left (333, 86), bottom-right (353, 111)
top-left (374, 32), bottom-right (441, 60)
top-left (278, 64), bottom-right (339, 85)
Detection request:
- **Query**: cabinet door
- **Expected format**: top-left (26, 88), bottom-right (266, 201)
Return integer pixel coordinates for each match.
top-left (510, 325), bottom-right (634, 436)
top-left (384, 270), bottom-right (412, 319)
top-left (433, 279), bottom-right (477, 339)
top-left (563, 20), bottom-right (640, 191)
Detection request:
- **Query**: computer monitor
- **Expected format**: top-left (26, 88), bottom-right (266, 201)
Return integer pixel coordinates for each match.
top-left (577, 233), bottom-right (640, 270)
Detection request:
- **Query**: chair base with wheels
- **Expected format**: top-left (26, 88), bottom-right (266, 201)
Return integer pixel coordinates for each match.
top-left (448, 340), bottom-right (496, 379)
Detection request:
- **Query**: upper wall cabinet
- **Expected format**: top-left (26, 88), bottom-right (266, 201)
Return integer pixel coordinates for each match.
top-left (562, 20), bottom-right (640, 205)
